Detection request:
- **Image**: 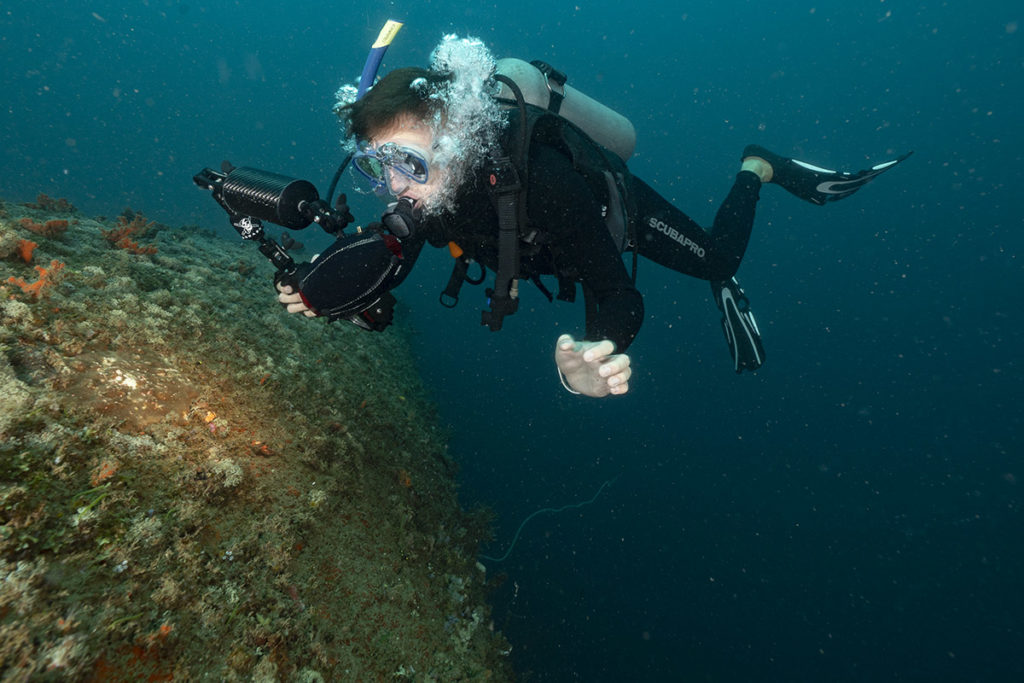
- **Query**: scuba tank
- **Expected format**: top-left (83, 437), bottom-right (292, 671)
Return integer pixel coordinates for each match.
top-left (493, 58), bottom-right (636, 162)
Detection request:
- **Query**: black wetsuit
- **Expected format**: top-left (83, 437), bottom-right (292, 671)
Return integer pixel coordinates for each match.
top-left (395, 141), bottom-right (763, 351)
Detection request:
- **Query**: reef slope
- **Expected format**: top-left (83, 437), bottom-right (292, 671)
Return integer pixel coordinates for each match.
top-left (0, 197), bottom-right (511, 681)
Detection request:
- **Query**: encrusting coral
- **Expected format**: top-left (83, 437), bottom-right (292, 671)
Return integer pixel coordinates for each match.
top-left (101, 211), bottom-right (158, 255)
top-left (5, 259), bottom-right (65, 298)
top-left (19, 217), bottom-right (69, 238)
top-left (0, 196), bottom-right (512, 681)
top-left (24, 192), bottom-right (77, 213)
top-left (16, 239), bottom-right (37, 263)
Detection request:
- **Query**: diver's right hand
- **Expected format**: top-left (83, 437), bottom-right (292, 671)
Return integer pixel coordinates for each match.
top-left (554, 334), bottom-right (631, 397)
top-left (276, 282), bottom-right (317, 317)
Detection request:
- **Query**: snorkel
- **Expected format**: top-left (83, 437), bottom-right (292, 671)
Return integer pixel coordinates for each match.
top-left (326, 19), bottom-right (404, 205)
top-left (358, 20), bottom-right (404, 100)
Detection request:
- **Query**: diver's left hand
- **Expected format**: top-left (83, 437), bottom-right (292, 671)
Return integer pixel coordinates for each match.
top-left (276, 282), bottom-right (317, 318)
top-left (554, 334), bottom-right (631, 397)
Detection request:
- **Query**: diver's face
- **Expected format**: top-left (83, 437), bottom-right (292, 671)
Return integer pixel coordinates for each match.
top-left (368, 119), bottom-right (445, 209)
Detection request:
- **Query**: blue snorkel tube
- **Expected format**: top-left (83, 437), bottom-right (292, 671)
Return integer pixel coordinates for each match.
top-left (357, 20), bottom-right (403, 99)
top-left (326, 19), bottom-right (404, 205)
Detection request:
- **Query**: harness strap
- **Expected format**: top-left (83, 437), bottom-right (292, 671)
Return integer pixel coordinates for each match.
top-left (481, 155), bottom-right (522, 331)
top-left (440, 256), bottom-right (470, 308)
top-left (556, 274), bottom-right (576, 303)
top-left (531, 274), bottom-right (554, 302)
top-left (480, 73), bottom-right (531, 333)
top-left (530, 60), bottom-right (567, 115)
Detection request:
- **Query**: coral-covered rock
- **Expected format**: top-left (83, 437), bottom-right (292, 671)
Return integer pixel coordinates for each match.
top-left (0, 196), bottom-right (512, 681)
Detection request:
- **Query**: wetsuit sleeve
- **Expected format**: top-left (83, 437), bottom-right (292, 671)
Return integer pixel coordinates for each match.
top-left (527, 144), bottom-right (644, 351)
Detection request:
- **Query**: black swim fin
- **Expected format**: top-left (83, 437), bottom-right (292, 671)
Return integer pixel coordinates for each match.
top-left (744, 144), bottom-right (913, 206)
top-left (711, 276), bottom-right (765, 374)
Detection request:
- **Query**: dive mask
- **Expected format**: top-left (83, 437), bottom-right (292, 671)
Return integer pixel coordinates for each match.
top-left (352, 142), bottom-right (431, 196)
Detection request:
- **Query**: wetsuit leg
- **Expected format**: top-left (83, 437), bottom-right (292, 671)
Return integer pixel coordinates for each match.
top-left (630, 170), bottom-right (761, 281)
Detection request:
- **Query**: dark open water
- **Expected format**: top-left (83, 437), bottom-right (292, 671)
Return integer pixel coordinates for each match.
top-left (3, 1), bottom-right (1020, 680)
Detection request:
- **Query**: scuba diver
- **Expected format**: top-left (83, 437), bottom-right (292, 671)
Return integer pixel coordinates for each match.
top-left (272, 35), bottom-right (910, 398)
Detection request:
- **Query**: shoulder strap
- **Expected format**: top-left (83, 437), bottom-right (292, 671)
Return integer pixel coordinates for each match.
top-left (480, 154), bottom-right (523, 330)
top-left (528, 60), bottom-right (567, 114)
top-left (479, 74), bottom-right (532, 332)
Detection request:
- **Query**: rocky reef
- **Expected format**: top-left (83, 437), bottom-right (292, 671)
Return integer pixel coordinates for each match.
top-left (0, 196), bottom-right (512, 681)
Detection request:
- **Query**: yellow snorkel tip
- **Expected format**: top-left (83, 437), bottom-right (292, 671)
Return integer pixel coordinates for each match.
top-left (372, 19), bottom-right (403, 49)
top-left (357, 19), bottom-right (404, 99)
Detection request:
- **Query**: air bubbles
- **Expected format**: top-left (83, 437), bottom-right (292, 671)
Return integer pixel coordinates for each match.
top-left (333, 83), bottom-right (359, 114)
top-left (419, 35), bottom-right (507, 215)
top-left (332, 35), bottom-right (508, 216)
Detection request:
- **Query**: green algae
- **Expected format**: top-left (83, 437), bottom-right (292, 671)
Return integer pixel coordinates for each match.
top-left (0, 198), bottom-right (512, 681)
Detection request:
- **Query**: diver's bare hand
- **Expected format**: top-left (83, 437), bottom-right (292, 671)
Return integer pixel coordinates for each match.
top-left (554, 334), bottom-right (631, 397)
top-left (276, 282), bottom-right (317, 317)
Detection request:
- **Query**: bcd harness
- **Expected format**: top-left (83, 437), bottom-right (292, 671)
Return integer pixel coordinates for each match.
top-left (441, 61), bottom-right (639, 332)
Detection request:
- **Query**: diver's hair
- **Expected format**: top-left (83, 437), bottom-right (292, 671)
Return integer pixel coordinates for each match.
top-left (337, 67), bottom-right (451, 141)
top-left (335, 36), bottom-right (506, 215)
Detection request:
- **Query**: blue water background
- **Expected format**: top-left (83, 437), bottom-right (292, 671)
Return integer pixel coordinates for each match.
top-left (3, 1), bottom-right (1021, 680)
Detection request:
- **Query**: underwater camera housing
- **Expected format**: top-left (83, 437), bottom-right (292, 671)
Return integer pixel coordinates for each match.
top-left (193, 162), bottom-right (400, 333)
top-left (193, 162), bottom-right (353, 275)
